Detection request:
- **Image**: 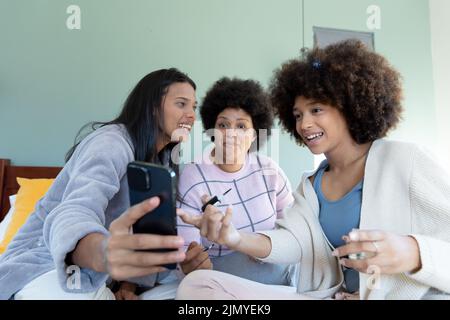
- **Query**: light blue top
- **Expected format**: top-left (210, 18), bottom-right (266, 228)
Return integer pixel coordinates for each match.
top-left (313, 164), bottom-right (362, 293)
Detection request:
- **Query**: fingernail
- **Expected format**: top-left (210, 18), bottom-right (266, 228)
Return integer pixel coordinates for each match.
top-left (349, 232), bottom-right (358, 241)
top-left (174, 237), bottom-right (184, 246)
top-left (332, 250), bottom-right (338, 257)
top-left (175, 252), bottom-right (185, 260)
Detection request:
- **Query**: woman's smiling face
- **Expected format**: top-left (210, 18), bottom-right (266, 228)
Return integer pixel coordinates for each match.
top-left (161, 82), bottom-right (197, 144)
top-left (293, 96), bottom-right (353, 155)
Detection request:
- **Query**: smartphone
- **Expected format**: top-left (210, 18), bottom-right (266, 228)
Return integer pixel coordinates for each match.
top-left (127, 161), bottom-right (178, 270)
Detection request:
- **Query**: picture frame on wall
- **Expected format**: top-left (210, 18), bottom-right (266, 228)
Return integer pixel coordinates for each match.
top-left (313, 26), bottom-right (375, 50)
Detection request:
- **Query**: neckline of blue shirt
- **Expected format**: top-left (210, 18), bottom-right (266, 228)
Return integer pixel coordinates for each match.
top-left (313, 164), bottom-right (363, 204)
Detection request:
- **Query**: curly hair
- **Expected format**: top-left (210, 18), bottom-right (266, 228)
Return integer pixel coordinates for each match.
top-left (269, 40), bottom-right (404, 146)
top-left (200, 77), bottom-right (274, 147)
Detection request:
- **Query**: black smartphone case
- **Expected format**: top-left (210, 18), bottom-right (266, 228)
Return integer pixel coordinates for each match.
top-left (127, 161), bottom-right (178, 270)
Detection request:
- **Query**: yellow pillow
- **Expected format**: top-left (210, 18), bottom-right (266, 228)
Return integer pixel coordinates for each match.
top-left (0, 178), bottom-right (54, 253)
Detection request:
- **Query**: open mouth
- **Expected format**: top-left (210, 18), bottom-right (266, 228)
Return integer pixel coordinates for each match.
top-left (304, 132), bottom-right (324, 143)
top-left (178, 123), bottom-right (192, 131)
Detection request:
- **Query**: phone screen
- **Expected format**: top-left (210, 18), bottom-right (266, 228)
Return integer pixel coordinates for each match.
top-left (127, 161), bottom-right (178, 269)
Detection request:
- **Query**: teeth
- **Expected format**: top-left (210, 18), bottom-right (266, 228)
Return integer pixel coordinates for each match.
top-left (179, 124), bottom-right (192, 130)
top-left (306, 133), bottom-right (323, 141)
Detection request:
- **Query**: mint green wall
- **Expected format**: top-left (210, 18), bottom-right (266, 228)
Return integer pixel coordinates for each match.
top-left (0, 0), bottom-right (434, 187)
top-left (304, 0), bottom-right (436, 152)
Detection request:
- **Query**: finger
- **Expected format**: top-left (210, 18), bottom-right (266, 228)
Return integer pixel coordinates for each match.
top-left (109, 249), bottom-right (185, 268)
top-left (110, 265), bottom-right (168, 281)
top-left (184, 250), bottom-right (210, 270)
top-left (333, 241), bottom-right (378, 258)
top-left (195, 256), bottom-right (213, 270)
top-left (192, 255), bottom-right (212, 271)
top-left (334, 292), bottom-right (345, 300)
top-left (187, 241), bottom-right (199, 251)
top-left (200, 217), bottom-right (209, 238)
top-left (222, 206), bottom-right (233, 227)
top-left (115, 292), bottom-right (124, 300)
top-left (201, 194), bottom-right (213, 205)
top-left (207, 214), bottom-right (222, 241)
top-left (184, 243), bottom-right (204, 262)
top-left (340, 256), bottom-right (383, 273)
top-left (124, 292), bottom-right (139, 301)
top-left (348, 229), bottom-right (386, 242)
top-left (108, 234), bottom-right (184, 251)
top-left (110, 197), bottom-right (160, 233)
top-left (177, 210), bottom-right (202, 228)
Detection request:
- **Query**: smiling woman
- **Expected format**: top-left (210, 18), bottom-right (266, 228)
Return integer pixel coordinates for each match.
top-left (176, 77), bottom-right (297, 287)
top-left (176, 41), bottom-right (450, 301)
top-left (0, 68), bottom-right (197, 300)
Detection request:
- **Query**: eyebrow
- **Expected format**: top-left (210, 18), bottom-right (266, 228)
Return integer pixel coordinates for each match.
top-left (217, 116), bottom-right (250, 122)
top-left (293, 100), bottom-right (322, 112)
top-left (306, 100), bottom-right (322, 106)
top-left (176, 97), bottom-right (197, 105)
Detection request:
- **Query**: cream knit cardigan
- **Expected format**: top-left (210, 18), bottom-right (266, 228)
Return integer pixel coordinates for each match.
top-left (259, 139), bottom-right (450, 300)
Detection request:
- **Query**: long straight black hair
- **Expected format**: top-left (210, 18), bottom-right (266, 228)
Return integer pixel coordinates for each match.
top-left (65, 68), bottom-right (196, 163)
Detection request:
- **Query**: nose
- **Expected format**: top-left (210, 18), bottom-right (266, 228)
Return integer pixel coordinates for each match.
top-left (299, 114), bottom-right (313, 131)
top-left (225, 128), bottom-right (238, 137)
top-left (186, 105), bottom-right (196, 120)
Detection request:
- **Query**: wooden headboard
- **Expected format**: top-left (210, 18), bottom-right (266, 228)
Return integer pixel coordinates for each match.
top-left (0, 159), bottom-right (62, 221)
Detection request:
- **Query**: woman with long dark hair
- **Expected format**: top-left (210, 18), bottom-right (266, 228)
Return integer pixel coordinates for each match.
top-left (0, 68), bottom-right (200, 299)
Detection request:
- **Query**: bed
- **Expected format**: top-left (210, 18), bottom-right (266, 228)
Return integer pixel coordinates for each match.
top-left (0, 158), bottom-right (62, 222)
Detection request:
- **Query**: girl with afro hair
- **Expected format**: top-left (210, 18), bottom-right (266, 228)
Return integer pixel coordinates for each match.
top-left (176, 77), bottom-right (297, 288)
top-left (177, 40), bottom-right (450, 300)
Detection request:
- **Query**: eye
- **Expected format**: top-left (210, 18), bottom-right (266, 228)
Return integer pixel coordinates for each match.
top-left (237, 124), bottom-right (247, 129)
top-left (294, 113), bottom-right (302, 121)
top-left (217, 123), bottom-right (228, 129)
top-left (312, 107), bottom-right (322, 113)
top-left (177, 101), bottom-right (186, 107)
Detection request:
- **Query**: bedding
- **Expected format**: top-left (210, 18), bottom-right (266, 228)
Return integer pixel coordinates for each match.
top-left (0, 178), bottom-right (54, 254)
top-left (0, 195), bottom-right (16, 246)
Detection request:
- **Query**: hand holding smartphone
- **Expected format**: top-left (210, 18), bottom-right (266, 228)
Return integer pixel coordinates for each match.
top-left (127, 161), bottom-right (179, 269)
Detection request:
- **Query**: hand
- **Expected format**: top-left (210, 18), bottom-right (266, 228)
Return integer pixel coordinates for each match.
top-left (114, 282), bottom-right (139, 300)
top-left (177, 195), bottom-right (241, 249)
top-left (334, 291), bottom-right (360, 300)
top-left (180, 241), bottom-right (213, 275)
top-left (105, 197), bottom-right (186, 280)
top-left (333, 229), bottom-right (422, 275)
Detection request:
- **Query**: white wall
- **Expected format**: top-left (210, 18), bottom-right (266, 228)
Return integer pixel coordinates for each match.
top-left (429, 0), bottom-right (450, 165)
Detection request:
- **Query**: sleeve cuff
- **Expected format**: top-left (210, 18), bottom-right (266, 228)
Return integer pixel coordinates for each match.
top-left (52, 221), bottom-right (110, 294)
top-left (405, 234), bottom-right (435, 281)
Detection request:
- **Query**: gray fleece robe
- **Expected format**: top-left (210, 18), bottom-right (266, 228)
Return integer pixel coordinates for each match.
top-left (0, 124), bottom-right (163, 299)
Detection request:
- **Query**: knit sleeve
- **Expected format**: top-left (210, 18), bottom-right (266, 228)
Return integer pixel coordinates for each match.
top-left (256, 193), bottom-right (306, 265)
top-left (256, 228), bottom-right (302, 264)
top-left (406, 146), bottom-right (450, 293)
top-left (176, 164), bottom-right (202, 252)
top-left (43, 128), bottom-right (133, 294)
